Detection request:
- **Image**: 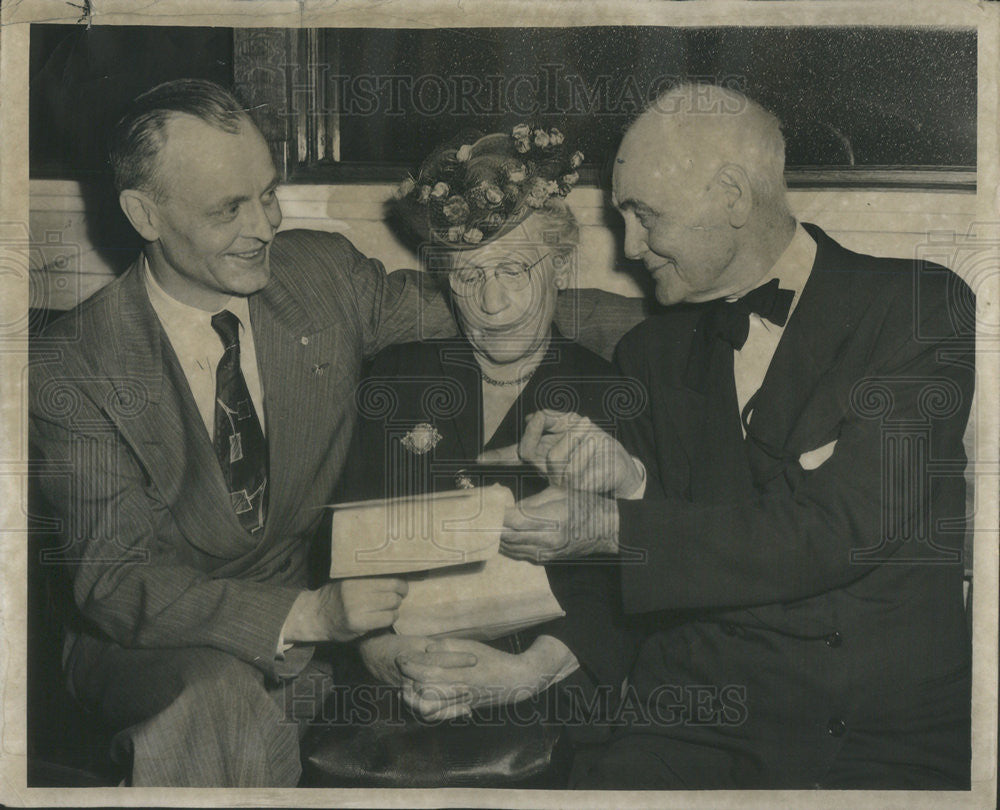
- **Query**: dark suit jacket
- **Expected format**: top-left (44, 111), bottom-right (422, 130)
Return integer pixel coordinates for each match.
top-left (337, 332), bottom-right (638, 687)
top-left (588, 223), bottom-right (974, 787)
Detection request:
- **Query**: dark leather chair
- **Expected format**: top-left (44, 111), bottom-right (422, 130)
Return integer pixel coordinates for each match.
top-left (299, 648), bottom-right (572, 788)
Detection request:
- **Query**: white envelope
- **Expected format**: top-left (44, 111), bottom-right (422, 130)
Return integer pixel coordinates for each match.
top-left (328, 484), bottom-right (514, 578)
top-left (394, 553), bottom-right (565, 640)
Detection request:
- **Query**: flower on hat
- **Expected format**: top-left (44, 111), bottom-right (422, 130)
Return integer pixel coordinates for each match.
top-left (469, 181), bottom-right (504, 209)
top-left (557, 171), bottom-right (580, 196)
top-left (442, 195), bottom-right (471, 223)
top-left (526, 177), bottom-right (559, 208)
top-left (511, 123), bottom-right (531, 140)
top-left (396, 124), bottom-right (584, 248)
top-left (481, 211), bottom-right (506, 230)
top-left (502, 160), bottom-right (527, 183)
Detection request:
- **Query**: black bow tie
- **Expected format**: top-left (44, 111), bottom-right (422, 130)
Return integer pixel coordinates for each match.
top-left (709, 278), bottom-right (795, 350)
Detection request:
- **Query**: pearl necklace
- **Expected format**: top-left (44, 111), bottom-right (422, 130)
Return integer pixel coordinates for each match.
top-left (480, 368), bottom-right (535, 387)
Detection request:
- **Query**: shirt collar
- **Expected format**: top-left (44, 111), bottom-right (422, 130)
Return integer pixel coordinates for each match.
top-left (765, 221), bottom-right (817, 303)
top-left (725, 221), bottom-right (817, 308)
top-left (143, 256), bottom-right (251, 334)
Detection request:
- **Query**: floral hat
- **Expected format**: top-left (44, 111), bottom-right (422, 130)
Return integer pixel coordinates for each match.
top-left (394, 124), bottom-right (584, 249)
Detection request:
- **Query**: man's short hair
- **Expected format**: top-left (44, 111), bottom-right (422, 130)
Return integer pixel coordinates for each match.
top-left (109, 78), bottom-right (251, 198)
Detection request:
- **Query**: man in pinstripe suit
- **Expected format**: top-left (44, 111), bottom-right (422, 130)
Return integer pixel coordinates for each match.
top-left (28, 79), bottom-right (643, 786)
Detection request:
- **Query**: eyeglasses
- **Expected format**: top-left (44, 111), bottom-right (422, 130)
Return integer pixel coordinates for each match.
top-left (448, 253), bottom-right (550, 297)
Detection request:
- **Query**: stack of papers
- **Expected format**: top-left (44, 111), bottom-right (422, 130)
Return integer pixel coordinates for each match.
top-left (328, 485), bottom-right (564, 640)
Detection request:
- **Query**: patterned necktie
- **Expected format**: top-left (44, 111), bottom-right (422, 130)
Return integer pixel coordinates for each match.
top-left (709, 278), bottom-right (795, 351)
top-left (211, 310), bottom-right (268, 534)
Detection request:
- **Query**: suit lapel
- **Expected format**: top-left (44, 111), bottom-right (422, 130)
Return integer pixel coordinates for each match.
top-left (106, 260), bottom-right (255, 560)
top-left (434, 341), bottom-right (485, 461)
top-left (249, 273), bottom-right (334, 547)
top-left (745, 223), bottom-right (862, 484)
top-left (664, 310), bottom-right (728, 480)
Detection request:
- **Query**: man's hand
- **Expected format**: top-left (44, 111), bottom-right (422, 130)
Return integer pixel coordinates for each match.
top-left (396, 636), bottom-right (578, 714)
top-left (478, 409), bottom-right (643, 497)
top-left (281, 577), bottom-right (408, 643)
top-left (500, 486), bottom-right (619, 562)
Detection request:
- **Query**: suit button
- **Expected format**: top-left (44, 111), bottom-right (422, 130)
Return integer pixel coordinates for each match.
top-left (827, 718), bottom-right (847, 737)
top-left (825, 631), bottom-right (842, 648)
top-left (277, 557), bottom-right (291, 573)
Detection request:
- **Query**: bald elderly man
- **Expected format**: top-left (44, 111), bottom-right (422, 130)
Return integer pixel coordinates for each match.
top-left (475, 84), bottom-right (975, 789)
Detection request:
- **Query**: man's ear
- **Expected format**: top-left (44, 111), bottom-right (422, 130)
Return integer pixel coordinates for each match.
top-left (715, 163), bottom-right (752, 229)
top-left (119, 190), bottom-right (161, 242)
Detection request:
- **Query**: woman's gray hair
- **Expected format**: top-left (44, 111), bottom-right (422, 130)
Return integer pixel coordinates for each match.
top-left (529, 197), bottom-right (580, 259)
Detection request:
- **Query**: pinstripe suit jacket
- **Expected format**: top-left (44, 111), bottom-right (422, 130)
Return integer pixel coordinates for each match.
top-left (29, 229), bottom-right (463, 681)
top-left (29, 228), bottom-right (648, 684)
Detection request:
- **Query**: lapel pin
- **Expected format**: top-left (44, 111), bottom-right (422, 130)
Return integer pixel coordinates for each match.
top-left (312, 362), bottom-right (329, 375)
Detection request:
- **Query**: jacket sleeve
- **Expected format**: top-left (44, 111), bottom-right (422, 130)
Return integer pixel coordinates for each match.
top-left (554, 289), bottom-right (651, 362)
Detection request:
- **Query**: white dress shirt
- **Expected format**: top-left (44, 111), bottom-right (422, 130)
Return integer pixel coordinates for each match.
top-left (729, 222), bottom-right (817, 433)
top-left (144, 259), bottom-right (266, 439)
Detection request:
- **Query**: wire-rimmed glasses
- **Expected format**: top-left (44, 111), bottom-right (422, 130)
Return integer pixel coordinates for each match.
top-left (448, 253), bottom-right (550, 297)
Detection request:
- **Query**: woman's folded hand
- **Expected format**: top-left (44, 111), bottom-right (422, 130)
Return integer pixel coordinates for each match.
top-left (396, 635), bottom-right (578, 717)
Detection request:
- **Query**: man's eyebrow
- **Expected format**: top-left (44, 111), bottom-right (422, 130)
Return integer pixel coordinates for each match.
top-left (211, 175), bottom-right (281, 212)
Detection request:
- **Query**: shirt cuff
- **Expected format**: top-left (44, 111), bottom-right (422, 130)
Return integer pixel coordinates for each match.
top-left (276, 629), bottom-right (294, 660)
top-left (621, 456), bottom-right (647, 500)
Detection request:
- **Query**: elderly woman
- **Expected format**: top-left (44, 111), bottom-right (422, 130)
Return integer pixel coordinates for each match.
top-left (331, 128), bottom-right (636, 732)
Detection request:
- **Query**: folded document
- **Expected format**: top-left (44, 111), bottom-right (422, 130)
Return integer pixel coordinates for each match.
top-left (328, 485), bottom-right (564, 640)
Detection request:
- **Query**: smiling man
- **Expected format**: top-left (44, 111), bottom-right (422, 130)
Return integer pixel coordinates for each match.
top-left (28, 79), bottom-right (490, 787)
top-left (496, 83), bottom-right (976, 789)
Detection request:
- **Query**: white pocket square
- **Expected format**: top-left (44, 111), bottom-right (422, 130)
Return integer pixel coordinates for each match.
top-left (798, 440), bottom-right (837, 470)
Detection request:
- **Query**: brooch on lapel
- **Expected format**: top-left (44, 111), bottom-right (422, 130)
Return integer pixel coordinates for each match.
top-left (400, 422), bottom-right (442, 455)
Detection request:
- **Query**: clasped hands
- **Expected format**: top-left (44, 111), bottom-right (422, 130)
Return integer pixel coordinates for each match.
top-left (359, 633), bottom-right (576, 721)
top-left (478, 409), bottom-right (639, 562)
